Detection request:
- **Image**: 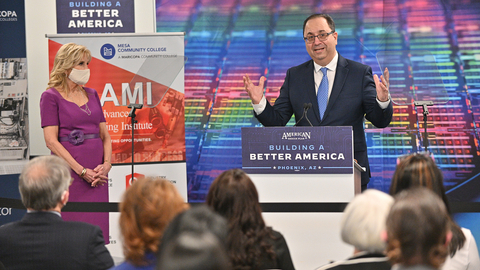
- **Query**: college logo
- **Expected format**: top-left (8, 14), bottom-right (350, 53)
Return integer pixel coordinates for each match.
top-left (100, 43), bottom-right (115, 60)
top-left (0, 10), bottom-right (18, 21)
top-left (0, 10), bottom-right (17, 17)
top-left (126, 173), bottom-right (145, 188)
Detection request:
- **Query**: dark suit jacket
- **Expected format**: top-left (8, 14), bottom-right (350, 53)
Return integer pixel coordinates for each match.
top-left (256, 54), bottom-right (393, 185)
top-left (392, 265), bottom-right (436, 270)
top-left (314, 252), bottom-right (391, 270)
top-left (0, 212), bottom-right (114, 270)
top-left (256, 229), bottom-right (295, 270)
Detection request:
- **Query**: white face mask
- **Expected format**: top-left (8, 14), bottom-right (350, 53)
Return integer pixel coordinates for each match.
top-left (68, 68), bottom-right (90, 85)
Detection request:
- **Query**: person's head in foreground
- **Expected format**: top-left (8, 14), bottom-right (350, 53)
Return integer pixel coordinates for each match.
top-left (156, 231), bottom-right (231, 270)
top-left (385, 188), bottom-right (451, 269)
top-left (19, 155), bottom-right (71, 211)
top-left (390, 152), bottom-right (447, 207)
top-left (206, 168), bottom-right (278, 269)
top-left (159, 205), bottom-right (228, 254)
top-left (341, 189), bottom-right (394, 254)
top-left (390, 152), bottom-right (465, 257)
top-left (119, 177), bottom-right (188, 266)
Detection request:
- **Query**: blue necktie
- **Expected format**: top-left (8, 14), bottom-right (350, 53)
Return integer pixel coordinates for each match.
top-left (318, 67), bottom-right (328, 120)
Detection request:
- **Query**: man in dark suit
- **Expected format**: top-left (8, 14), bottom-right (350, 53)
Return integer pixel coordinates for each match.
top-left (0, 155), bottom-right (114, 270)
top-left (243, 14), bottom-right (393, 190)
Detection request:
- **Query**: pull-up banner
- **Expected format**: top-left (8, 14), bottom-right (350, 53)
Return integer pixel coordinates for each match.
top-left (47, 33), bottom-right (187, 201)
top-left (0, 0), bottom-right (28, 225)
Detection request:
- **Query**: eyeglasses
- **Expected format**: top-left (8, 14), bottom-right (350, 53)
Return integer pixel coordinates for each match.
top-left (303, 31), bottom-right (335, 44)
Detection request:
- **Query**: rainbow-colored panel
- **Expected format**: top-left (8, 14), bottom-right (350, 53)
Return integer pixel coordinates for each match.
top-left (156, 0), bottom-right (480, 206)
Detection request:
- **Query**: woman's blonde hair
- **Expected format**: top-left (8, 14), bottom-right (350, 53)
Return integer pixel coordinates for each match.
top-left (47, 43), bottom-right (92, 96)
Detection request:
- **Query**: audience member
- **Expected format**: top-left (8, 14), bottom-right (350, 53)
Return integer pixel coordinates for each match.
top-left (110, 177), bottom-right (188, 270)
top-left (158, 205), bottom-right (228, 254)
top-left (156, 205), bottom-right (229, 269)
top-left (315, 189), bottom-right (393, 270)
top-left (157, 231), bottom-right (231, 270)
top-left (206, 168), bottom-right (295, 270)
top-left (385, 188), bottom-right (451, 270)
top-left (0, 155), bottom-right (114, 270)
top-left (390, 153), bottom-right (480, 270)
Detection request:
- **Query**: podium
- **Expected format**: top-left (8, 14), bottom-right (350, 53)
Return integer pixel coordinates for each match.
top-left (242, 126), bottom-right (362, 202)
top-left (241, 126), bottom-right (363, 269)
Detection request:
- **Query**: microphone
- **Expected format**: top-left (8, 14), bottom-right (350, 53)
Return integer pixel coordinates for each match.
top-left (128, 103), bottom-right (144, 109)
top-left (294, 103), bottom-right (313, 127)
top-left (128, 103), bottom-right (143, 117)
top-left (304, 103), bottom-right (313, 127)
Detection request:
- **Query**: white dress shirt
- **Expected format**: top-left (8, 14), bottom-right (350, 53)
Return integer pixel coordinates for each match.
top-left (442, 228), bottom-right (480, 270)
top-left (252, 52), bottom-right (390, 115)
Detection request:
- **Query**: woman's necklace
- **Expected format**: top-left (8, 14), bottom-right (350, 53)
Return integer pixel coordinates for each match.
top-left (71, 88), bottom-right (91, 116)
top-left (79, 95), bottom-right (92, 116)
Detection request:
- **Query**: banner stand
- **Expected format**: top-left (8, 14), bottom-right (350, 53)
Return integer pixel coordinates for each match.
top-left (46, 33), bottom-right (187, 259)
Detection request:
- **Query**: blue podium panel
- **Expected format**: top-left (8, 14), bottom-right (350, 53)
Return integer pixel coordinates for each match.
top-left (242, 126), bottom-right (353, 174)
top-left (242, 126), bottom-right (357, 203)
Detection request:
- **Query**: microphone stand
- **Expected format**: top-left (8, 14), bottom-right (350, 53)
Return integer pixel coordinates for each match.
top-left (304, 103), bottom-right (313, 127)
top-left (294, 103), bottom-right (313, 127)
top-left (414, 101), bottom-right (433, 153)
top-left (128, 103), bottom-right (143, 181)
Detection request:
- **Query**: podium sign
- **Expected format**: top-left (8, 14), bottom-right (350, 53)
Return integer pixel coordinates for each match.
top-left (242, 126), bottom-right (353, 174)
top-left (241, 126), bottom-right (357, 203)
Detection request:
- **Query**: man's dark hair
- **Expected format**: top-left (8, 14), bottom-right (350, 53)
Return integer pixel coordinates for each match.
top-left (303, 14), bottom-right (336, 35)
top-left (159, 205), bottom-right (228, 251)
top-left (386, 188), bottom-right (449, 268)
top-left (157, 231), bottom-right (230, 270)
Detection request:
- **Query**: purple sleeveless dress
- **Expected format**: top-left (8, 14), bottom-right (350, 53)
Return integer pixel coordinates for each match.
top-left (40, 87), bottom-right (109, 244)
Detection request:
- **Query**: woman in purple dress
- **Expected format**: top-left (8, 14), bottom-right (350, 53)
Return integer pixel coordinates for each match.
top-left (40, 43), bottom-right (111, 243)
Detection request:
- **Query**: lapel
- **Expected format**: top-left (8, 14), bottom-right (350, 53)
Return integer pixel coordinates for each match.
top-left (303, 60), bottom-right (321, 123)
top-left (323, 54), bottom-right (349, 120)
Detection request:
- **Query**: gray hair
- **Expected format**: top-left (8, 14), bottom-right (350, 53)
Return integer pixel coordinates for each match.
top-left (19, 155), bottom-right (71, 210)
top-left (341, 189), bottom-right (394, 253)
